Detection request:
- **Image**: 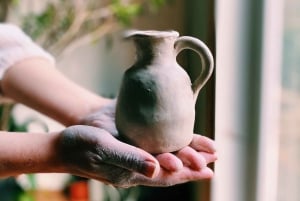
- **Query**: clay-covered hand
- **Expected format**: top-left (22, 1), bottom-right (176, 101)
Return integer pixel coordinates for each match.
top-left (58, 125), bottom-right (159, 187)
top-left (57, 125), bottom-right (216, 187)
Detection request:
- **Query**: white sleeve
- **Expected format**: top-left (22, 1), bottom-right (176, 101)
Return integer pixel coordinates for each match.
top-left (0, 23), bottom-right (55, 79)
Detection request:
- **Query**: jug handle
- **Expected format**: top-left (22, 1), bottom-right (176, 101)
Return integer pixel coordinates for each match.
top-left (174, 36), bottom-right (214, 99)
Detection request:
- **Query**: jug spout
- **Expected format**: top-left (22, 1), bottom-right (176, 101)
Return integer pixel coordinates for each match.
top-left (124, 30), bottom-right (179, 66)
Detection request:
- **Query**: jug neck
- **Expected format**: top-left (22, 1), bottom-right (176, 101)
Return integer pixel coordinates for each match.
top-left (132, 36), bottom-right (177, 67)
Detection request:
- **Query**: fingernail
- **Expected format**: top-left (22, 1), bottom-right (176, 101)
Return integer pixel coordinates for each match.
top-left (142, 161), bottom-right (159, 178)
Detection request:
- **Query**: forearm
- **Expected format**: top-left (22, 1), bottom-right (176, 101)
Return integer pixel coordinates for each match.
top-left (0, 131), bottom-right (65, 177)
top-left (0, 58), bottom-right (110, 126)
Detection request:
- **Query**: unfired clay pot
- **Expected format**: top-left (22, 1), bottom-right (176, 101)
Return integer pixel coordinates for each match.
top-left (116, 30), bottom-right (214, 154)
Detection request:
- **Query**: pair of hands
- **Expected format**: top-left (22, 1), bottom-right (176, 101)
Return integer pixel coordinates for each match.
top-left (58, 99), bottom-right (217, 188)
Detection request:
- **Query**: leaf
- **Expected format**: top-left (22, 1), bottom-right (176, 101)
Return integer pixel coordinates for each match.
top-left (18, 192), bottom-right (34, 201)
top-left (111, 3), bottom-right (142, 26)
top-left (151, 0), bottom-right (167, 7)
top-left (22, 3), bottom-right (56, 39)
top-left (26, 174), bottom-right (36, 190)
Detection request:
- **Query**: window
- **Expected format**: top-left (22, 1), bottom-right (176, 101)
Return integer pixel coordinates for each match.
top-left (213, 0), bottom-right (283, 200)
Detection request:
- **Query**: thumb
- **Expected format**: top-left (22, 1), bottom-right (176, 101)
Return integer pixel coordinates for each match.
top-left (102, 138), bottom-right (160, 178)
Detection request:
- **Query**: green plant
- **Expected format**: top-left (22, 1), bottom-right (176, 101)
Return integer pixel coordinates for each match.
top-left (7, 0), bottom-right (173, 56)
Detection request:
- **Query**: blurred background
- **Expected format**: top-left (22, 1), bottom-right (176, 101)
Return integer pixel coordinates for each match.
top-left (0, 0), bottom-right (299, 201)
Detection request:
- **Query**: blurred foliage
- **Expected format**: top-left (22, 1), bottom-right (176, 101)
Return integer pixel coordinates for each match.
top-left (4, 0), bottom-right (173, 56)
top-left (0, 177), bottom-right (24, 201)
top-left (0, 104), bottom-right (48, 132)
top-left (0, 103), bottom-right (25, 132)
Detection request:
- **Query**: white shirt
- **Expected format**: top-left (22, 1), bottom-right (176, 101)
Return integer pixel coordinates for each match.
top-left (0, 23), bottom-right (55, 79)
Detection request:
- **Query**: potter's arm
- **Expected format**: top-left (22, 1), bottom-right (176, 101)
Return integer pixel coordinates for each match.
top-left (0, 58), bottom-right (110, 126)
top-left (0, 126), bottom-right (160, 182)
top-left (0, 130), bottom-right (63, 177)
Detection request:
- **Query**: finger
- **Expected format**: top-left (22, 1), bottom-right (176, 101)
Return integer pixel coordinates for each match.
top-left (176, 147), bottom-right (207, 170)
top-left (132, 166), bottom-right (214, 187)
top-left (198, 152), bottom-right (218, 164)
top-left (101, 137), bottom-right (160, 178)
top-left (195, 167), bottom-right (214, 180)
top-left (156, 153), bottom-right (183, 171)
top-left (190, 134), bottom-right (216, 153)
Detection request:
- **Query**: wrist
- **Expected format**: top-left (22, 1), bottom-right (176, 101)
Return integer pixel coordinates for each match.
top-left (69, 96), bottom-right (112, 126)
top-left (43, 131), bottom-right (68, 173)
top-left (0, 131), bottom-right (66, 177)
top-left (73, 97), bottom-right (115, 126)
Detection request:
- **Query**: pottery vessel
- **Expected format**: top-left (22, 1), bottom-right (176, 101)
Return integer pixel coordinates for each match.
top-left (116, 30), bottom-right (214, 154)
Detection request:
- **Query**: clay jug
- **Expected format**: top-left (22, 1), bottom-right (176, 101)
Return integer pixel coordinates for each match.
top-left (116, 30), bottom-right (214, 154)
